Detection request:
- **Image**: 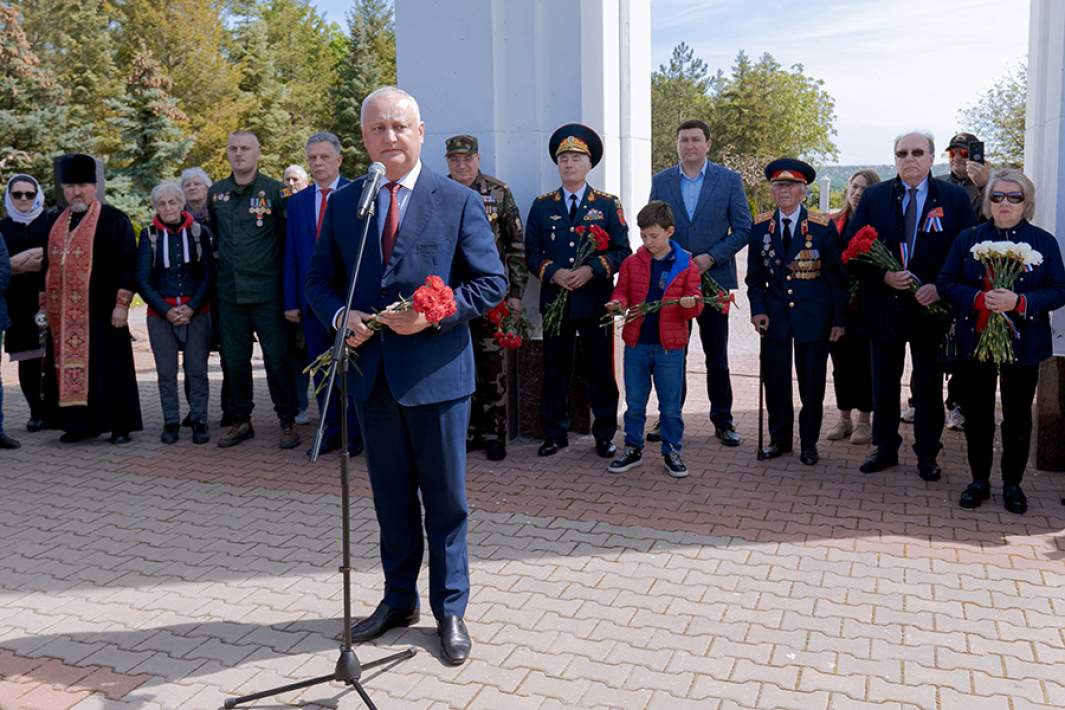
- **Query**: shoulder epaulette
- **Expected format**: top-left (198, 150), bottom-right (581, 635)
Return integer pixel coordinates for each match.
top-left (537, 190), bottom-right (560, 201)
top-left (754, 211), bottom-right (773, 225)
top-left (592, 189), bottom-right (619, 203)
top-left (806, 211), bottom-right (830, 226)
top-left (280, 186), bottom-right (294, 199)
top-left (481, 174), bottom-right (507, 189)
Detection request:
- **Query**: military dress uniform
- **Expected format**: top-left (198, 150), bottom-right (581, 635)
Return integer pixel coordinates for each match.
top-left (745, 160), bottom-right (846, 464)
top-left (445, 135), bottom-right (529, 454)
top-left (208, 171), bottom-right (298, 445)
top-left (526, 124), bottom-right (631, 455)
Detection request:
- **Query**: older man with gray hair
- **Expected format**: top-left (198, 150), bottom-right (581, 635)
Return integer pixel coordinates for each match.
top-left (842, 130), bottom-right (977, 480)
top-left (283, 130), bottom-right (361, 455)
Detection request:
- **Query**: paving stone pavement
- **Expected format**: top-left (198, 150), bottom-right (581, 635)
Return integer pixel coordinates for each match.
top-left (1, 306), bottom-right (1064, 710)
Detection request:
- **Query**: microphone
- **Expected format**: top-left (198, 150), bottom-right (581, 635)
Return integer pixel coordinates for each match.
top-left (356, 162), bottom-right (387, 219)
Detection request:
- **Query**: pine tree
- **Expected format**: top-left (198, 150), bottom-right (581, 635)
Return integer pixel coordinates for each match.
top-left (231, 17), bottom-right (294, 177)
top-left (329, 0), bottom-right (396, 175)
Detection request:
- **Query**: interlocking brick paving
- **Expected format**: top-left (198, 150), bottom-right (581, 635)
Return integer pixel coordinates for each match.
top-left (2, 301), bottom-right (1064, 709)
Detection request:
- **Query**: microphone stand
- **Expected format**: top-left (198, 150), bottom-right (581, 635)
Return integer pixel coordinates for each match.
top-left (226, 192), bottom-right (415, 709)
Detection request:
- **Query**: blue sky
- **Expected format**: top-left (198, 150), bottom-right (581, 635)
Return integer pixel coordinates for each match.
top-left (311, 0), bottom-right (1029, 165)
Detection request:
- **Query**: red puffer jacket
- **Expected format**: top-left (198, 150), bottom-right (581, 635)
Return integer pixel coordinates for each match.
top-left (610, 243), bottom-right (704, 350)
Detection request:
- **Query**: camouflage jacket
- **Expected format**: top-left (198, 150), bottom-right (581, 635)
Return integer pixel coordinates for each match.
top-left (460, 172), bottom-right (528, 299)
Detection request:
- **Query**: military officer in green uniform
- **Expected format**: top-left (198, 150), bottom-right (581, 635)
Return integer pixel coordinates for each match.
top-left (208, 130), bottom-right (299, 450)
top-left (445, 134), bottom-right (528, 461)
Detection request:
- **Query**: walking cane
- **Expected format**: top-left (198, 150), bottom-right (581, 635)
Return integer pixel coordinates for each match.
top-left (35, 311), bottom-right (48, 404)
top-left (756, 323), bottom-right (767, 460)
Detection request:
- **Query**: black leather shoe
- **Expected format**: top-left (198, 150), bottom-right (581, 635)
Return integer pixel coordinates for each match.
top-left (646, 420), bottom-right (662, 443)
top-left (26, 418), bottom-right (44, 433)
top-left (859, 450), bottom-right (898, 474)
top-left (109, 432), bottom-right (131, 445)
top-left (595, 440), bottom-right (617, 458)
top-left (350, 602), bottom-right (419, 643)
top-left (438, 615), bottom-right (471, 666)
top-left (181, 414), bottom-right (193, 428)
top-left (161, 424), bottom-right (179, 444)
top-left (917, 462), bottom-right (942, 482)
top-left (484, 440), bottom-right (506, 461)
top-left (759, 442), bottom-right (792, 460)
top-left (192, 422), bottom-right (210, 445)
top-left (959, 480), bottom-right (991, 509)
top-left (0, 433), bottom-right (21, 449)
top-left (466, 437), bottom-right (485, 453)
top-left (715, 426), bottom-right (742, 447)
top-left (537, 437), bottom-right (568, 457)
top-left (1002, 484), bottom-right (1028, 515)
top-left (799, 445), bottom-right (819, 466)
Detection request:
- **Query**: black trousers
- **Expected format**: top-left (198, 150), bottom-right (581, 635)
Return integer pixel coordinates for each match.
top-left (829, 331), bottom-right (873, 413)
top-left (763, 336), bottom-right (828, 448)
top-left (682, 305), bottom-right (733, 429)
top-left (17, 357), bottom-right (47, 421)
top-left (541, 316), bottom-right (618, 442)
top-left (958, 361), bottom-right (1038, 485)
top-left (871, 333), bottom-right (944, 463)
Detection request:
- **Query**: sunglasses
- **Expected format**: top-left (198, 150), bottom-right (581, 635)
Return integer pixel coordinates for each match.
top-left (989, 191), bottom-right (1024, 204)
top-left (10, 191), bottom-right (37, 199)
top-left (947, 148), bottom-right (969, 159)
top-left (895, 149), bottom-right (927, 159)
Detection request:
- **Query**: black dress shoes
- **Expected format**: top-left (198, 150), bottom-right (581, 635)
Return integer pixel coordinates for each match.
top-left (161, 423), bottom-right (179, 444)
top-left (0, 433), bottom-right (21, 449)
top-left (109, 432), bottom-right (131, 445)
top-left (438, 615), bottom-right (471, 665)
top-left (715, 426), bottom-right (742, 447)
top-left (350, 602), bottom-right (419, 643)
top-left (859, 449), bottom-right (898, 474)
top-left (595, 440), bottom-right (617, 458)
top-left (917, 462), bottom-right (942, 482)
top-left (759, 442), bottom-right (792, 460)
top-left (26, 418), bottom-right (44, 433)
top-left (537, 436), bottom-right (568, 457)
top-left (959, 480), bottom-right (991, 509)
top-left (192, 422), bottom-right (210, 445)
top-left (1002, 484), bottom-right (1028, 515)
top-left (799, 445), bottom-right (819, 466)
top-left (484, 440), bottom-right (506, 461)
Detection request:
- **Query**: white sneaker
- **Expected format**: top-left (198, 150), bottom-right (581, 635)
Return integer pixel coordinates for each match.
top-left (850, 421), bottom-right (872, 445)
top-left (946, 406), bottom-right (965, 431)
top-left (826, 419), bottom-right (853, 441)
top-left (294, 409), bottom-right (311, 425)
top-left (900, 406), bottom-right (915, 423)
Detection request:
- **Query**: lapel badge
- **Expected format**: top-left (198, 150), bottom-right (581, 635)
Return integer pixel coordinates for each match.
top-left (549, 214), bottom-right (562, 221)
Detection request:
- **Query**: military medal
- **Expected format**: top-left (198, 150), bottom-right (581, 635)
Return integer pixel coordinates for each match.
top-left (249, 190), bottom-right (271, 227)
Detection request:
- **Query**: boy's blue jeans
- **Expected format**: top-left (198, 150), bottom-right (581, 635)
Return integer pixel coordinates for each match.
top-left (623, 342), bottom-right (685, 454)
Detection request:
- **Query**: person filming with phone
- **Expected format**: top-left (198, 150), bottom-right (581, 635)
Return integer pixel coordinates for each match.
top-left (944, 132), bottom-right (990, 217)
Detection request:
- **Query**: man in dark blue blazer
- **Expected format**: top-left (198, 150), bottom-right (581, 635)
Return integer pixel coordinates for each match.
top-left (843, 131), bottom-right (977, 480)
top-left (305, 88), bottom-right (506, 666)
top-left (649, 119), bottom-right (751, 446)
top-left (283, 131), bottom-right (360, 456)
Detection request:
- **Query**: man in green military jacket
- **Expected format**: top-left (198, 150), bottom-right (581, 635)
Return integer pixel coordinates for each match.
top-left (445, 134), bottom-right (528, 461)
top-left (208, 130), bottom-right (299, 450)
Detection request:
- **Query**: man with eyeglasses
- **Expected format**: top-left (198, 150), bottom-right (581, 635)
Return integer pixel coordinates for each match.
top-left (842, 131), bottom-right (977, 481)
top-left (944, 132), bottom-right (990, 217)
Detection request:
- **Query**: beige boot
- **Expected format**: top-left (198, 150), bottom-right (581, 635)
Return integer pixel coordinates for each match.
top-left (851, 414), bottom-right (872, 445)
top-left (826, 413), bottom-right (853, 441)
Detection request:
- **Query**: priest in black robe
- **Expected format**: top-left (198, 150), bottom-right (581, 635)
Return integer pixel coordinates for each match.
top-left (41, 154), bottom-right (142, 443)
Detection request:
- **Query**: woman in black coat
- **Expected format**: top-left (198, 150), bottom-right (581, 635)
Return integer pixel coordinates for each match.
top-left (1, 173), bottom-right (52, 432)
top-left (938, 168), bottom-right (1065, 514)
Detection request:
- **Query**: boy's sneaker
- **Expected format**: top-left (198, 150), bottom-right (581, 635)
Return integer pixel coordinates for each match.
top-left (608, 446), bottom-right (643, 473)
top-left (663, 451), bottom-right (688, 478)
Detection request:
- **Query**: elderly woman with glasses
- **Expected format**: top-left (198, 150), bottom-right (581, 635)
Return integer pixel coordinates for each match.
top-left (1, 174), bottom-right (52, 434)
top-left (137, 181), bottom-right (215, 445)
top-left (938, 168), bottom-right (1065, 514)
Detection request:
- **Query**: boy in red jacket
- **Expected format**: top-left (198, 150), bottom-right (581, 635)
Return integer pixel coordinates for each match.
top-left (605, 201), bottom-right (704, 477)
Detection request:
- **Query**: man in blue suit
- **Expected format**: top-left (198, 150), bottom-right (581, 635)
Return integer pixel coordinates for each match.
top-left (305, 87), bottom-right (506, 665)
top-left (283, 131), bottom-right (361, 456)
top-left (843, 131), bottom-right (977, 480)
top-left (650, 119), bottom-right (751, 447)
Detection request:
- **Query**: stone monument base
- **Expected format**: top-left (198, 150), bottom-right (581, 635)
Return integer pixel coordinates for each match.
top-left (1036, 356), bottom-right (1065, 472)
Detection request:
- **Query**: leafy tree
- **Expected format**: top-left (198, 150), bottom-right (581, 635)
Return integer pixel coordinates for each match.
top-left (960, 61), bottom-right (1026, 167)
top-left (329, 0), bottom-right (396, 175)
top-left (650, 42), bottom-right (716, 173)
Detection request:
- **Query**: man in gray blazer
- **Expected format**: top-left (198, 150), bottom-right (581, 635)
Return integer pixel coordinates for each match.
top-left (649, 120), bottom-right (752, 446)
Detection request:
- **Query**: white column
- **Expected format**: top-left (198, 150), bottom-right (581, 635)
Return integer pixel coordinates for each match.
top-left (1025, 0), bottom-right (1065, 353)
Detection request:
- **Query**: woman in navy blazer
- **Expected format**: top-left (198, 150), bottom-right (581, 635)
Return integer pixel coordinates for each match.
top-left (938, 168), bottom-right (1065, 514)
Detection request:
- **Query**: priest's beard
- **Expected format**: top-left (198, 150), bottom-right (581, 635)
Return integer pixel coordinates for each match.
top-left (69, 201), bottom-right (89, 213)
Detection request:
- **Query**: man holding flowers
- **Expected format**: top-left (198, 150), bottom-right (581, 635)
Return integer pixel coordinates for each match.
top-left (938, 168), bottom-right (1065, 514)
top-left (305, 86), bottom-right (507, 665)
top-left (525, 123), bottom-right (631, 458)
top-left (842, 131), bottom-right (976, 480)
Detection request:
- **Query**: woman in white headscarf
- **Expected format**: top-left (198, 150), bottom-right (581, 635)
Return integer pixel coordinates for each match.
top-left (1, 173), bottom-right (52, 432)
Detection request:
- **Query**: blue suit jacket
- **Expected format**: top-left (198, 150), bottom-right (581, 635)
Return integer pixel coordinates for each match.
top-left (304, 167), bottom-right (507, 406)
top-left (842, 176), bottom-right (977, 341)
top-left (284, 177), bottom-right (352, 315)
top-left (649, 162), bottom-right (752, 290)
top-left (0, 235), bottom-right (10, 332)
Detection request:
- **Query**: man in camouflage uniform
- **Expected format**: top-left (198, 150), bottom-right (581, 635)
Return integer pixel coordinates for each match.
top-left (445, 134), bottom-right (528, 461)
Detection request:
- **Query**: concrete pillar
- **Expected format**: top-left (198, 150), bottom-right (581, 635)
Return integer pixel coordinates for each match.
top-left (1025, 0), bottom-right (1065, 471)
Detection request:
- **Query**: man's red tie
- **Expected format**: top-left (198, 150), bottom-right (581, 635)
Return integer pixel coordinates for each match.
top-left (315, 187), bottom-right (332, 238)
top-left (380, 182), bottom-right (401, 265)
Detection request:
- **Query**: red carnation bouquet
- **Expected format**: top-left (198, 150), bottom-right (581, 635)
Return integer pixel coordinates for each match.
top-left (487, 300), bottom-right (530, 350)
top-left (700, 272), bottom-right (737, 314)
top-left (305, 275), bottom-right (457, 385)
top-left (542, 224), bottom-right (611, 337)
top-left (841, 225), bottom-right (948, 318)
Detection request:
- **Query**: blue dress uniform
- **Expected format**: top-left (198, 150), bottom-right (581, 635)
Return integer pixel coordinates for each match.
top-left (525, 124), bottom-right (631, 454)
top-left (746, 160), bottom-right (846, 463)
